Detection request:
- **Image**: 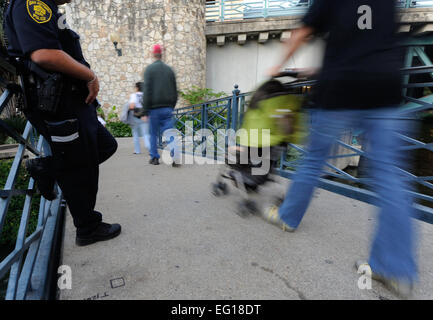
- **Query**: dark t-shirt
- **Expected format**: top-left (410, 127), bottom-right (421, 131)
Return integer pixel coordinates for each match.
top-left (302, 0), bottom-right (404, 109)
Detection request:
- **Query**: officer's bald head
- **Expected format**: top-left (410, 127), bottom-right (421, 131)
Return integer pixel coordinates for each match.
top-left (54, 0), bottom-right (72, 5)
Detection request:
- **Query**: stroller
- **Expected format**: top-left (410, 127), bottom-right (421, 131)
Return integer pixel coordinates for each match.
top-left (211, 70), bottom-right (309, 216)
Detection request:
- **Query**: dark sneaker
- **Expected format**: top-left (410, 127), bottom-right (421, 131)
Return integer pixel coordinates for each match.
top-left (172, 162), bottom-right (181, 168)
top-left (25, 157), bottom-right (57, 201)
top-left (76, 222), bottom-right (122, 246)
top-left (149, 158), bottom-right (159, 165)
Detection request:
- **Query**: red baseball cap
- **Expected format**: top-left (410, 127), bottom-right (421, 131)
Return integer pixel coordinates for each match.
top-left (152, 44), bottom-right (162, 54)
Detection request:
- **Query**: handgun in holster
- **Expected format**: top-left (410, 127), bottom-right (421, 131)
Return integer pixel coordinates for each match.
top-left (28, 61), bottom-right (64, 116)
top-left (12, 57), bottom-right (64, 116)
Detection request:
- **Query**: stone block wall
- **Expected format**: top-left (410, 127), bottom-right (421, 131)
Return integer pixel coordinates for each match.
top-left (65, 0), bottom-right (206, 113)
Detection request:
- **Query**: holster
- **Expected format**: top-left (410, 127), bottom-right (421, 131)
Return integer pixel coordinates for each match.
top-left (30, 62), bottom-right (64, 116)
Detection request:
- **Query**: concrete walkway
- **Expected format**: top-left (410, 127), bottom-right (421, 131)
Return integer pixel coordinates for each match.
top-left (59, 138), bottom-right (433, 300)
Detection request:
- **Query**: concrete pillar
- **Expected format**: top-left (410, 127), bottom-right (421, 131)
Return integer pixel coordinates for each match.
top-left (237, 34), bottom-right (247, 45)
top-left (217, 35), bottom-right (225, 46)
top-left (280, 31), bottom-right (291, 42)
top-left (258, 32), bottom-right (269, 44)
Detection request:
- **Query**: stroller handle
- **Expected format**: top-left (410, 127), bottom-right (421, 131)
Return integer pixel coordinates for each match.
top-left (273, 68), bottom-right (318, 80)
top-left (273, 69), bottom-right (300, 79)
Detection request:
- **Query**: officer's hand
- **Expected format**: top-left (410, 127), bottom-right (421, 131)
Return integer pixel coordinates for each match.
top-left (86, 75), bottom-right (100, 105)
top-left (141, 116), bottom-right (148, 122)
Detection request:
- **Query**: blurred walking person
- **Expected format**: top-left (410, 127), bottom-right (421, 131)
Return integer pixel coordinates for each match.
top-left (128, 82), bottom-right (150, 154)
top-left (264, 0), bottom-right (417, 297)
top-left (139, 44), bottom-right (180, 167)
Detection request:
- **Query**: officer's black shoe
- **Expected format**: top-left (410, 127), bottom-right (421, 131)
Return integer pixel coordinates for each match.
top-left (25, 157), bottom-right (57, 201)
top-left (75, 222), bottom-right (122, 247)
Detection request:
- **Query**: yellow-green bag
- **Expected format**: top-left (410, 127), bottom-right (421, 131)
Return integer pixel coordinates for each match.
top-left (238, 80), bottom-right (308, 148)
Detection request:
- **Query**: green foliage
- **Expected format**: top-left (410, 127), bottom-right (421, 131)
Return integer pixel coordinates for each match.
top-left (0, 159), bottom-right (40, 247)
top-left (0, 0), bottom-right (9, 53)
top-left (175, 105), bottom-right (229, 135)
top-left (0, 115), bottom-right (27, 145)
top-left (96, 107), bottom-right (106, 120)
top-left (106, 121), bottom-right (132, 138)
top-left (283, 147), bottom-right (303, 171)
top-left (179, 86), bottom-right (226, 106)
top-left (107, 106), bottom-right (119, 122)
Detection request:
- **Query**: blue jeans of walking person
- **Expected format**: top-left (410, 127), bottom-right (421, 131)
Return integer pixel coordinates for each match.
top-left (131, 118), bottom-right (150, 154)
top-left (279, 107), bottom-right (418, 282)
top-left (149, 107), bottom-right (180, 163)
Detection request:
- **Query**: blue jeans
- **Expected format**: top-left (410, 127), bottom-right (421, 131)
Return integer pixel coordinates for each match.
top-left (131, 119), bottom-right (150, 154)
top-left (149, 107), bottom-right (179, 161)
top-left (279, 108), bottom-right (418, 282)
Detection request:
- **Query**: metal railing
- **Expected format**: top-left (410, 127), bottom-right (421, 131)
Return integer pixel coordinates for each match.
top-left (206, 0), bottom-right (433, 22)
top-left (0, 58), bottom-right (64, 300)
top-left (173, 69), bottom-right (433, 224)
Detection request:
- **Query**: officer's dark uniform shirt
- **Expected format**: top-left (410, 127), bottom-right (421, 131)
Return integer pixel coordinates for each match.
top-left (5, 0), bottom-right (90, 71)
top-left (302, 0), bottom-right (403, 109)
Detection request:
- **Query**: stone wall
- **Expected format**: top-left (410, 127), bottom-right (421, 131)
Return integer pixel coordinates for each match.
top-left (65, 0), bottom-right (206, 113)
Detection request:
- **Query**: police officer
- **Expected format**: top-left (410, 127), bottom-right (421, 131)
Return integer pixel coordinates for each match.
top-left (4, 0), bottom-right (121, 246)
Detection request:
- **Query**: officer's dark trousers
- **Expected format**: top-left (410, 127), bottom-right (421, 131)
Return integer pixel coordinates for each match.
top-left (55, 121), bottom-right (118, 236)
top-left (27, 97), bottom-right (118, 236)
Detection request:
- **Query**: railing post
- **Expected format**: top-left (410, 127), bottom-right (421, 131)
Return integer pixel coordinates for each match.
top-left (220, 0), bottom-right (224, 22)
top-left (239, 95), bottom-right (245, 126)
top-left (226, 97), bottom-right (232, 130)
top-left (264, 0), bottom-right (269, 18)
top-left (201, 103), bottom-right (208, 157)
top-left (231, 84), bottom-right (240, 131)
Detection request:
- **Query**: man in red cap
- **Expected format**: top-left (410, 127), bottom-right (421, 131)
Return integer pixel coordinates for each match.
top-left (140, 44), bottom-right (180, 166)
top-left (152, 44), bottom-right (162, 55)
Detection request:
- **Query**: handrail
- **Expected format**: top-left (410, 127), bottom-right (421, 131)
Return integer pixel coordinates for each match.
top-left (206, 0), bottom-right (433, 22)
top-left (0, 57), bottom-right (65, 300)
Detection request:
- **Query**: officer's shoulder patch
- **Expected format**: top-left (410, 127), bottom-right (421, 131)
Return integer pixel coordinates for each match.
top-left (26, 0), bottom-right (52, 24)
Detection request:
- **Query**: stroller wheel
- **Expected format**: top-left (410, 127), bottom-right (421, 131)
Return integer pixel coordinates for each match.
top-left (236, 200), bottom-right (258, 218)
top-left (212, 182), bottom-right (229, 197)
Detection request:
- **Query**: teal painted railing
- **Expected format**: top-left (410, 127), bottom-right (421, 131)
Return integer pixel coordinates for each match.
top-left (0, 58), bottom-right (65, 300)
top-left (206, 0), bottom-right (433, 22)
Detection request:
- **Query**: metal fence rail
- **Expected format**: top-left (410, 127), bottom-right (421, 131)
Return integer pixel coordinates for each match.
top-left (206, 0), bottom-right (433, 22)
top-left (173, 68), bottom-right (433, 224)
top-left (0, 58), bottom-right (64, 300)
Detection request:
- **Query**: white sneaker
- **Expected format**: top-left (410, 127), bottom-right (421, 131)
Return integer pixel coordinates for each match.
top-left (262, 206), bottom-right (296, 232)
top-left (355, 260), bottom-right (413, 299)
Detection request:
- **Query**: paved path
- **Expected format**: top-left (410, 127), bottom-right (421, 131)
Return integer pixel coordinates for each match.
top-left (60, 138), bottom-right (433, 300)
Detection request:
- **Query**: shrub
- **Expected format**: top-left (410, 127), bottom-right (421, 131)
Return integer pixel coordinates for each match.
top-left (96, 107), bottom-right (106, 120)
top-left (179, 86), bottom-right (226, 105)
top-left (107, 106), bottom-right (119, 122)
top-left (106, 121), bottom-right (132, 138)
top-left (0, 159), bottom-right (40, 247)
top-left (0, 115), bottom-right (27, 145)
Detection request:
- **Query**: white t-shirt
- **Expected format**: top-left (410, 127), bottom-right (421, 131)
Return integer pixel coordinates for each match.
top-left (129, 92), bottom-right (144, 109)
